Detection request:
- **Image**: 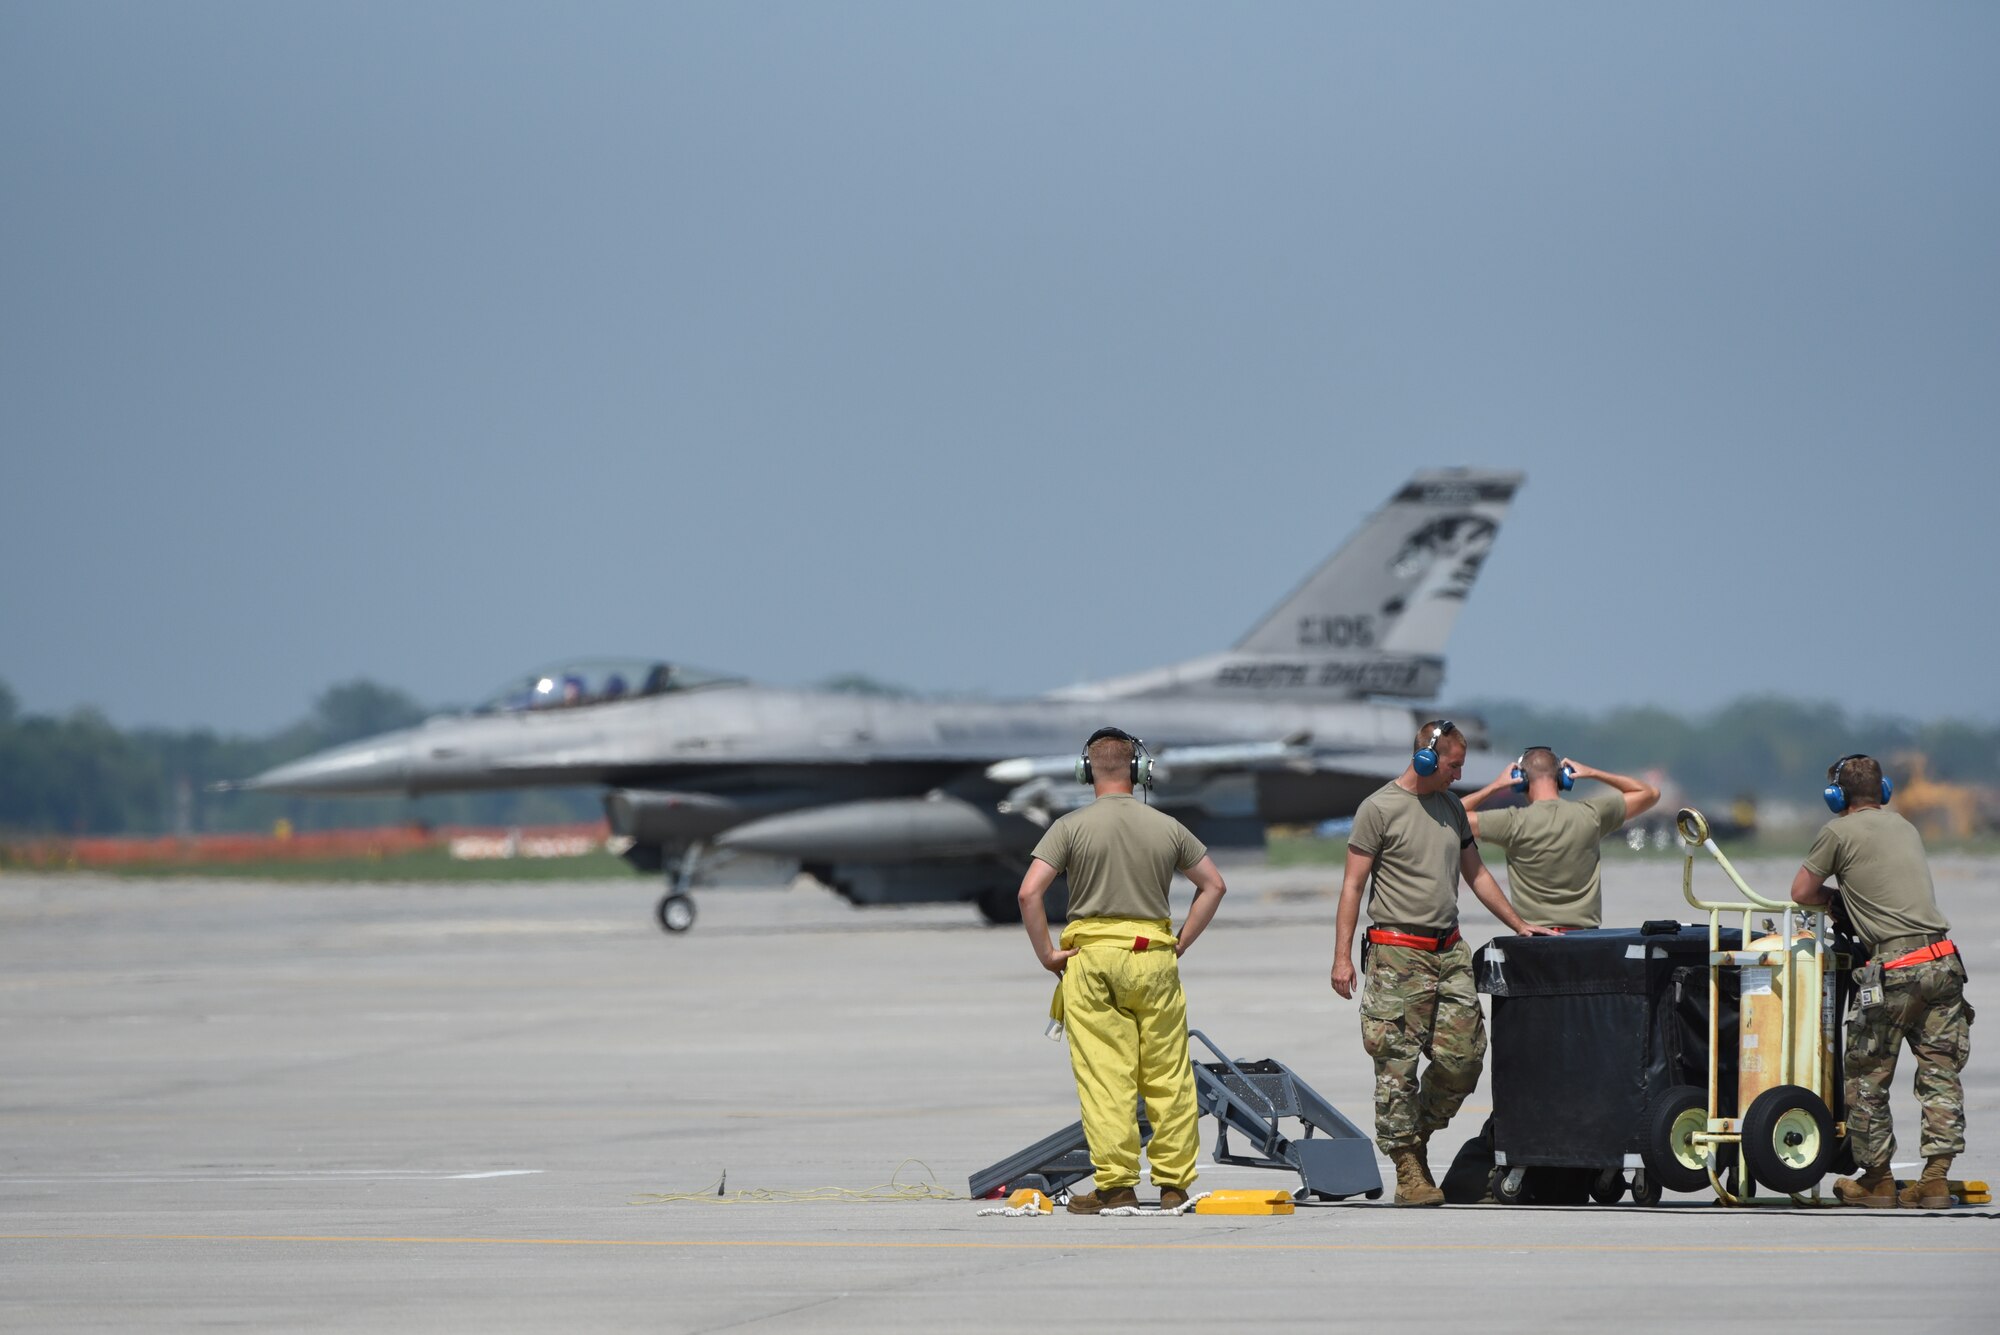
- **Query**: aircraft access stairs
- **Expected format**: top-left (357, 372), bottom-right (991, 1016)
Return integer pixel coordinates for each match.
top-left (969, 1030), bottom-right (1382, 1202)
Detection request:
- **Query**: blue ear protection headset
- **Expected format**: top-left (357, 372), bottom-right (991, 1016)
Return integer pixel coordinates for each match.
top-left (1510, 746), bottom-right (1575, 793)
top-left (1077, 727), bottom-right (1154, 788)
top-left (1412, 719), bottom-right (1457, 777)
top-left (1823, 754), bottom-right (1892, 814)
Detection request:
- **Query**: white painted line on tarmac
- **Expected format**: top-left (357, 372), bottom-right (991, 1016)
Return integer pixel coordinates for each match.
top-left (0, 1169), bottom-right (544, 1183)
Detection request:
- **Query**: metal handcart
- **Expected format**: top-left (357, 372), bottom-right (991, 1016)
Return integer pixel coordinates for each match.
top-left (1646, 807), bottom-right (1849, 1205)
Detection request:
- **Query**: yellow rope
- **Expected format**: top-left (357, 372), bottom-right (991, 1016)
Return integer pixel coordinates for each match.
top-left (630, 1159), bottom-right (962, 1206)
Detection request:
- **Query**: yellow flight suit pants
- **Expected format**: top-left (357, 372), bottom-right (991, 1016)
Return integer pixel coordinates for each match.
top-left (1058, 917), bottom-right (1201, 1192)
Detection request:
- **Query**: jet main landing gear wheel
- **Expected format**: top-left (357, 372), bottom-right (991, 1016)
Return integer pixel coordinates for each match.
top-left (657, 893), bottom-right (696, 933)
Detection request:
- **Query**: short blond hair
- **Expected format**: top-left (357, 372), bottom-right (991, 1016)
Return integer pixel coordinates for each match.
top-left (1831, 754), bottom-right (1885, 806)
top-left (1413, 719), bottom-right (1460, 753)
top-left (1088, 734), bottom-right (1135, 773)
top-left (1519, 746), bottom-right (1561, 782)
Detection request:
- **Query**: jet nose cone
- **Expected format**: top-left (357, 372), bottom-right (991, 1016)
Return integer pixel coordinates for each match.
top-left (243, 734), bottom-right (415, 795)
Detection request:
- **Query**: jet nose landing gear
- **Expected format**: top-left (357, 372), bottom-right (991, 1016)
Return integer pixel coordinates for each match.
top-left (654, 843), bottom-right (708, 935)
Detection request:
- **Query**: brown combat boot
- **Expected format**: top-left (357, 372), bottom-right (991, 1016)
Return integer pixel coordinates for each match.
top-left (1158, 1186), bottom-right (1190, 1211)
top-left (1832, 1164), bottom-right (1898, 1209)
top-left (1389, 1147), bottom-right (1444, 1206)
top-left (1899, 1156), bottom-right (1954, 1209)
top-left (1066, 1186), bottom-right (1138, 1215)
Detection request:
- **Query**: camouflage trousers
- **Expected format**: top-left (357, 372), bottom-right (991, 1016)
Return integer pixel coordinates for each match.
top-left (1359, 940), bottom-right (1487, 1154)
top-left (1845, 955), bottom-right (1974, 1167)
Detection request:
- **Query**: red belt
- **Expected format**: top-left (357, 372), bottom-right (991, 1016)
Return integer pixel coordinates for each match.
top-left (1367, 927), bottom-right (1461, 952)
top-left (1882, 939), bottom-right (1957, 971)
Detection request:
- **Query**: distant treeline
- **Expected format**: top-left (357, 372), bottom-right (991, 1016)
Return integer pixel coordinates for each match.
top-left (0, 678), bottom-right (598, 837)
top-left (1464, 695), bottom-right (2000, 808)
top-left (0, 677), bottom-right (1994, 837)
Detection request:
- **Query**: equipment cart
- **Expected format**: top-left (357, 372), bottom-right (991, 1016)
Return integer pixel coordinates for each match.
top-left (1653, 806), bottom-right (1853, 1205)
top-left (1477, 922), bottom-right (1739, 1205)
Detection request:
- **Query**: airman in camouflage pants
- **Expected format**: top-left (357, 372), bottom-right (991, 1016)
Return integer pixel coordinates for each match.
top-left (1359, 942), bottom-right (1488, 1152)
top-left (1845, 955), bottom-right (1974, 1170)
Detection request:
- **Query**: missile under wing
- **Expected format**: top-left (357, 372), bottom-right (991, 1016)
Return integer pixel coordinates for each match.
top-left (240, 468), bottom-right (1523, 932)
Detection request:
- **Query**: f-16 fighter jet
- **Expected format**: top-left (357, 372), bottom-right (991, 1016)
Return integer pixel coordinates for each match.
top-left (242, 469), bottom-right (1522, 933)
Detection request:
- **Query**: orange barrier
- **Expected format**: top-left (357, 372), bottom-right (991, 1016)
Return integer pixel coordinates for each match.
top-left (0, 821), bottom-right (611, 869)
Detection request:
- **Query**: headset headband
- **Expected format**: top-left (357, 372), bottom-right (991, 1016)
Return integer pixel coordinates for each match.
top-left (1512, 744), bottom-right (1573, 792)
top-left (1078, 726), bottom-right (1153, 791)
top-left (1823, 752), bottom-right (1890, 813)
top-left (1411, 719), bottom-right (1458, 777)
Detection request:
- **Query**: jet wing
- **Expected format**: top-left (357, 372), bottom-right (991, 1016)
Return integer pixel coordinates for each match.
top-left (987, 742), bottom-right (1459, 822)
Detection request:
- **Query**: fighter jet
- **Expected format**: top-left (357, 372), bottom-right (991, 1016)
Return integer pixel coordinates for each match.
top-left (243, 468), bottom-right (1522, 933)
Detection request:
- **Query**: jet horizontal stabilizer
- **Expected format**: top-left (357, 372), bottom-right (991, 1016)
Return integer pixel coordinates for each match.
top-left (994, 745), bottom-right (1454, 824)
top-left (1049, 467), bottom-right (1519, 703)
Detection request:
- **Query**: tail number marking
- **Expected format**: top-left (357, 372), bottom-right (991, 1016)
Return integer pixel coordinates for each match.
top-left (1297, 615), bottom-right (1375, 649)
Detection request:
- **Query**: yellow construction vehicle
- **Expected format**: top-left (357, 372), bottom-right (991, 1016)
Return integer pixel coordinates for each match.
top-left (1890, 752), bottom-right (1982, 842)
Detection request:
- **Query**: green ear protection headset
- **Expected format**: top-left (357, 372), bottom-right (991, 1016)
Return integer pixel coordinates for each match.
top-left (1076, 726), bottom-right (1155, 787)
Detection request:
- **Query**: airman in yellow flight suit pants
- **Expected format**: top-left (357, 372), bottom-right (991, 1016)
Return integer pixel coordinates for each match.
top-left (1017, 728), bottom-right (1228, 1214)
top-left (1058, 917), bottom-right (1200, 1195)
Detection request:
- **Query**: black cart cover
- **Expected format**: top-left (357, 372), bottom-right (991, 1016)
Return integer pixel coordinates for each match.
top-left (1476, 926), bottom-right (1739, 1169)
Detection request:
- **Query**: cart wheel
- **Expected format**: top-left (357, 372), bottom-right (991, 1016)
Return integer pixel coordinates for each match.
top-left (1629, 1168), bottom-right (1663, 1206)
top-left (1490, 1165), bottom-right (1528, 1205)
top-left (1590, 1169), bottom-right (1626, 1205)
top-left (1741, 1084), bottom-right (1836, 1194)
top-left (1641, 1084), bottom-right (1711, 1194)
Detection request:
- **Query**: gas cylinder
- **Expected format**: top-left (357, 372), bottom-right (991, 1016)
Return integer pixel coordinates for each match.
top-left (1738, 925), bottom-right (1831, 1114)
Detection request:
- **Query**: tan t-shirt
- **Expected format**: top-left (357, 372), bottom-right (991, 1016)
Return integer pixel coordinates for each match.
top-left (1802, 807), bottom-right (1949, 950)
top-left (1031, 794), bottom-right (1208, 921)
top-left (1348, 780), bottom-right (1472, 930)
top-left (1476, 790), bottom-right (1627, 929)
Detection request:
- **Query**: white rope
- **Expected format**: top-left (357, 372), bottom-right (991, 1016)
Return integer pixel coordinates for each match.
top-left (976, 1197), bottom-right (1053, 1217)
top-left (1101, 1191), bottom-right (1210, 1217)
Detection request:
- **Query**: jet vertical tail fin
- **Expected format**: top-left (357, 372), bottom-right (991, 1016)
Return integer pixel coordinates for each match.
top-left (1049, 468), bottom-right (1523, 702)
top-left (1234, 468), bottom-right (1523, 658)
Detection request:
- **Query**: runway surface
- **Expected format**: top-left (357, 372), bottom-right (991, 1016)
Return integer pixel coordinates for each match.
top-left (3, 855), bottom-right (1995, 1331)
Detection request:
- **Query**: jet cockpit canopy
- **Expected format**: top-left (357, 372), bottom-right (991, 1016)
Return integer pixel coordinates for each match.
top-left (476, 658), bottom-right (744, 713)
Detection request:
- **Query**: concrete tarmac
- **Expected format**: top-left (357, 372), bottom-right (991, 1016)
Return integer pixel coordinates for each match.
top-left (2, 854), bottom-right (1995, 1331)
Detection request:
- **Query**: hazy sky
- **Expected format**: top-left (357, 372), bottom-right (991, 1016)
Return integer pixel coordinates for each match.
top-left (4, 3), bottom-right (1996, 734)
